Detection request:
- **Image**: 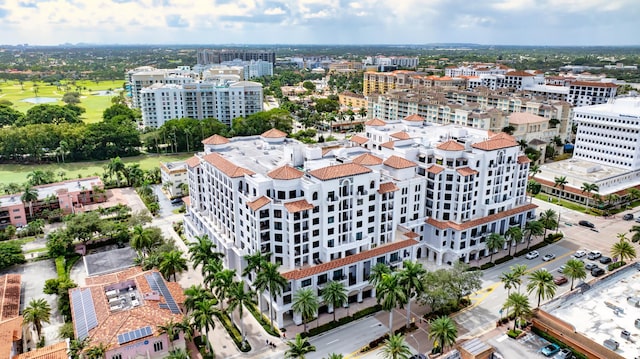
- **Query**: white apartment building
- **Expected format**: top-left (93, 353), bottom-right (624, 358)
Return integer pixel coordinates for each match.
top-left (160, 161), bottom-right (188, 199)
top-left (126, 66), bottom-right (197, 109)
top-left (183, 120), bottom-right (534, 328)
top-left (139, 80), bottom-right (263, 128)
top-left (363, 56), bottom-right (419, 69)
top-left (445, 63), bottom-right (511, 77)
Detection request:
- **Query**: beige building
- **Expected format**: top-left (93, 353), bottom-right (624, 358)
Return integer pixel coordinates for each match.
top-left (508, 112), bottom-right (558, 143)
top-left (338, 91), bottom-right (367, 110)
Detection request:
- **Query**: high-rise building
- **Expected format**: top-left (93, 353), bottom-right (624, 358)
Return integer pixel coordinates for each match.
top-left (197, 49), bottom-right (276, 65)
top-left (126, 66), bottom-right (196, 109)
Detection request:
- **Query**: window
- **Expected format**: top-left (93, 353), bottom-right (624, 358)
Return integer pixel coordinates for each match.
top-left (302, 278), bottom-right (312, 287)
top-left (153, 341), bottom-right (164, 352)
top-left (274, 210), bottom-right (282, 218)
top-left (111, 355), bottom-right (122, 359)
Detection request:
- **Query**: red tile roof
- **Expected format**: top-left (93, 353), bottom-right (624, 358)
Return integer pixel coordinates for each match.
top-left (427, 165), bottom-right (445, 174)
top-left (349, 135), bottom-right (369, 145)
top-left (261, 128), bottom-right (288, 138)
top-left (437, 140), bottom-right (465, 151)
top-left (517, 155), bottom-right (531, 164)
top-left (472, 133), bottom-right (517, 151)
top-left (404, 114), bottom-right (425, 122)
top-left (381, 141), bottom-right (395, 149)
top-left (364, 118), bottom-right (387, 126)
top-left (403, 231), bottom-right (420, 239)
top-left (284, 199), bottom-right (315, 213)
top-left (378, 182), bottom-right (399, 193)
top-left (352, 153), bottom-right (383, 166)
top-left (282, 239), bottom-right (419, 280)
top-left (309, 163), bottom-right (372, 181)
top-left (267, 165), bottom-right (304, 180)
top-left (248, 196), bottom-right (271, 211)
top-left (0, 274), bottom-right (21, 321)
top-left (0, 316), bottom-right (22, 358)
top-left (201, 134), bottom-right (230, 145)
top-left (203, 153), bottom-right (255, 178)
top-left (391, 131), bottom-right (411, 140)
top-left (383, 155), bottom-right (417, 169)
top-left (185, 156), bottom-right (200, 168)
top-left (14, 341), bottom-right (68, 359)
top-left (425, 203), bottom-right (538, 231)
top-left (456, 167), bottom-right (478, 176)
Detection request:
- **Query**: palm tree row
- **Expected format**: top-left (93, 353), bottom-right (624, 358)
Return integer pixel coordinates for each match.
top-left (484, 221), bottom-right (544, 264)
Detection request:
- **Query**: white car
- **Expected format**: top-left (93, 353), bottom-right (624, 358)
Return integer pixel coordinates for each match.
top-left (542, 253), bottom-right (556, 262)
top-left (525, 250), bottom-right (540, 259)
top-left (587, 251), bottom-right (602, 260)
top-left (574, 250), bottom-right (587, 258)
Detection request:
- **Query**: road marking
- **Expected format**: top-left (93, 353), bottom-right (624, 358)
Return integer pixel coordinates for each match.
top-left (327, 339), bottom-right (340, 345)
top-left (496, 334), bottom-right (508, 343)
top-left (452, 282), bottom-right (501, 317)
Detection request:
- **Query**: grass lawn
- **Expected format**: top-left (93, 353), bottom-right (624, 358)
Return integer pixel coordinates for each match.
top-left (0, 79), bottom-right (123, 123)
top-left (0, 152), bottom-right (193, 185)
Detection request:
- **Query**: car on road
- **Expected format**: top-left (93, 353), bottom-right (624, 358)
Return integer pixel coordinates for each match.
top-left (526, 250), bottom-right (540, 259)
top-left (558, 265), bottom-right (566, 273)
top-left (553, 348), bottom-right (573, 359)
top-left (574, 250), bottom-right (587, 258)
top-left (542, 253), bottom-right (556, 262)
top-left (553, 276), bottom-right (568, 285)
top-left (587, 251), bottom-right (602, 260)
top-left (578, 220), bottom-right (595, 228)
top-left (636, 217), bottom-right (640, 223)
top-left (623, 213), bottom-right (634, 221)
top-left (585, 263), bottom-right (598, 270)
top-left (591, 267), bottom-right (606, 277)
top-left (599, 256), bottom-right (612, 264)
top-left (171, 198), bottom-right (184, 205)
top-left (541, 343), bottom-right (561, 356)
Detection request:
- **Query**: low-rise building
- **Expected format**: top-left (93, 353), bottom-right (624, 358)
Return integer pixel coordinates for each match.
top-left (160, 161), bottom-right (188, 199)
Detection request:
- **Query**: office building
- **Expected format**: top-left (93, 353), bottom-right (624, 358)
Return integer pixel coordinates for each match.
top-left (197, 49), bottom-right (276, 65)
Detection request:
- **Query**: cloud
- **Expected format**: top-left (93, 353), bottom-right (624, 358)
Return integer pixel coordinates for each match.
top-left (165, 14), bottom-right (189, 27)
top-left (18, 1), bottom-right (38, 7)
top-left (264, 7), bottom-right (286, 15)
top-left (0, 7), bottom-right (9, 17)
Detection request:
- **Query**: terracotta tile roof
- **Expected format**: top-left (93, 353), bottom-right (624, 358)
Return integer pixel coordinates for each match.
top-left (261, 128), bottom-right (288, 138)
top-left (284, 199), bottom-right (315, 213)
top-left (381, 141), bottom-right (395, 149)
top-left (185, 156), bottom-right (200, 168)
top-left (383, 155), bottom-right (417, 169)
top-left (364, 118), bottom-right (387, 126)
top-left (427, 165), bottom-right (445, 174)
top-left (0, 316), bottom-right (22, 357)
top-left (403, 231), bottom-right (419, 239)
top-left (203, 153), bottom-right (255, 178)
top-left (490, 132), bottom-right (516, 141)
top-left (201, 134), bottom-right (229, 145)
top-left (14, 341), bottom-right (68, 359)
top-left (390, 131), bottom-right (411, 140)
top-left (508, 112), bottom-right (547, 125)
top-left (267, 165), bottom-right (304, 180)
top-left (247, 196), bottom-right (271, 211)
top-left (437, 140), bottom-right (465, 151)
top-left (425, 203), bottom-right (538, 231)
top-left (456, 167), bottom-right (479, 176)
top-left (352, 153), bottom-right (383, 166)
top-left (403, 114), bottom-right (425, 122)
top-left (378, 182), bottom-right (399, 193)
top-left (282, 239), bottom-right (419, 280)
top-left (471, 135), bottom-right (517, 151)
top-left (309, 163), bottom-right (372, 181)
top-left (349, 135), bottom-right (369, 145)
top-left (571, 81), bottom-right (617, 88)
top-left (0, 274), bottom-right (21, 321)
top-left (517, 155), bottom-right (531, 164)
top-left (506, 70), bottom-right (534, 77)
top-left (533, 178), bottom-right (585, 196)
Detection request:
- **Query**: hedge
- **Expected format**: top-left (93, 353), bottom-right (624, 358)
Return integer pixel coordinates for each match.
top-left (214, 311), bottom-right (251, 352)
top-left (495, 255), bottom-right (513, 265)
top-left (480, 262), bottom-right (495, 270)
top-left (246, 302), bottom-right (280, 337)
top-left (506, 329), bottom-right (522, 338)
top-left (545, 233), bottom-right (564, 243)
top-left (607, 261), bottom-right (626, 271)
top-left (302, 304), bottom-right (383, 338)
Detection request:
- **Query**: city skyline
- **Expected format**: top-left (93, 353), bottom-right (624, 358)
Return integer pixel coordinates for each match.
top-left (0, 0), bottom-right (638, 46)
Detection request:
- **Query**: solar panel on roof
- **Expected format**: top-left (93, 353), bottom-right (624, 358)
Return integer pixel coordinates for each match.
top-left (72, 288), bottom-right (99, 340)
top-left (145, 272), bottom-right (181, 314)
top-left (117, 326), bottom-right (153, 345)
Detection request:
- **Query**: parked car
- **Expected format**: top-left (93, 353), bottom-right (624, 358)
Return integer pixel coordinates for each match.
top-left (542, 253), bottom-right (556, 262)
top-left (635, 217), bottom-right (640, 223)
top-left (554, 276), bottom-right (568, 285)
top-left (578, 220), bottom-right (595, 228)
top-left (409, 355), bottom-right (427, 359)
top-left (574, 250), bottom-right (587, 258)
top-left (599, 256), bottom-right (612, 264)
top-left (592, 267), bottom-right (606, 277)
top-left (623, 213), bottom-right (634, 221)
top-left (558, 265), bottom-right (566, 273)
top-left (585, 263), bottom-right (598, 270)
top-left (171, 198), bottom-right (184, 205)
top-left (526, 250), bottom-right (540, 259)
top-left (553, 348), bottom-right (573, 359)
top-left (587, 251), bottom-right (602, 260)
top-left (541, 343), bottom-right (561, 357)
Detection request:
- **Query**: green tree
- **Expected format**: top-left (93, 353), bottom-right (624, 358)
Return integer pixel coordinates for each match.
top-left (398, 260), bottom-right (426, 328)
top-left (166, 348), bottom-right (189, 359)
top-left (510, 264), bottom-right (528, 293)
top-left (380, 333), bottom-right (412, 359)
top-left (212, 269), bottom-right (236, 310)
top-left (505, 226), bottom-right (523, 256)
top-left (628, 225), bottom-right (640, 243)
top-left (85, 343), bottom-right (108, 359)
top-left (376, 273), bottom-right (407, 336)
top-left (21, 185), bottom-right (39, 218)
top-left (158, 318), bottom-right (182, 350)
top-left (292, 288), bottom-right (319, 334)
top-left (368, 262), bottom-right (391, 286)
top-left (529, 164), bottom-right (541, 179)
top-left (563, 258), bottom-right (587, 290)
top-left (130, 225), bottom-right (154, 257)
top-left (553, 176), bottom-right (568, 202)
top-left (226, 281), bottom-right (255, 341)
top-left (321, 281), bottom-right (347, 323)
top-left (46, 230), bottom-right (73, 258)
top-left (188, 235), bottom-right (223, 274)
top-left (254, 262), bottom-right (287, 333)
top-left (68, 338), bottom-right (89, 359)
top-left (285, 334), bottom-right (316, 359)
top-left (62, 92), bottom-right (81, 105)
top-left (428, 316), bottom-right (458, 353)
top-left (524, 220), bottom-right (544, 250)
top-left (526, 269), bottom-right (557, 308)
top-left (0, 104), bottom-right (24, 126)
top-left (486, 233), bottom-right (505, 262)
top-left (159, 250), bottom-right (188, 282)
top-left (611, 237), bottom-right (637, 263)
top-left (580, 182), bottom-right (599, 209)
top-left (503, 292), bottom-right (531, 331)
top-left (325, 354), bottom-right (344, 359)
top-left (191, 298), bottom-right (218, 355)
top-left (539, 209), bottom-right (558, 238)
top-left (106, 156), bottom-right (126, 186)
top-left (184, 284), bottom-right (215, 314)
top-left (23, 298), bottom-right (52, 340)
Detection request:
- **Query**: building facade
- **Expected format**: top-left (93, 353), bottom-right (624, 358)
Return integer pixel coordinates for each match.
top-left (197, 49), bottom-right (276, 65)
top-left (126, 66), bottom-right (196, 109)
top-left (160, 161), bottom-right (188, 199)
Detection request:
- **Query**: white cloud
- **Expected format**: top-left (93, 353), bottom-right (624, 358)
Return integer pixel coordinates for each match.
top-left (264, 7), bottom-right (285, 15)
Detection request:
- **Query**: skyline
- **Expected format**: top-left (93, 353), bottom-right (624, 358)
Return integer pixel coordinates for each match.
top-left (0, 0), bottom-right (638, 47)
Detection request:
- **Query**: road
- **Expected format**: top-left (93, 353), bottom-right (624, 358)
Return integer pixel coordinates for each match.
top-left (307, 316), bottom-right (389, 359)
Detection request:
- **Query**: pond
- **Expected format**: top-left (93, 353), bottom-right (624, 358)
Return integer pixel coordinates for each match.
top-left (21, 97), bottom-right (58, 104)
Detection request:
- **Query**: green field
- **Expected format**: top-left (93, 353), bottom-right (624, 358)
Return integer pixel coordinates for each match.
top-left (0, 153), bottom-right (193, 185)
top-left (0, 79), bottom-right (124, 123)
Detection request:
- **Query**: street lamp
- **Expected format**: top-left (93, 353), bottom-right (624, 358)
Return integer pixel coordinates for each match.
top-left (410, 334), bottom-right (420, 355)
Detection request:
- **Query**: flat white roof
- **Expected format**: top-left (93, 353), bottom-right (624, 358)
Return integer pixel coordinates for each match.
top-left (574, 96), bottom-right (640, 117)
top-left (537, 158), bottom-right (637, 194)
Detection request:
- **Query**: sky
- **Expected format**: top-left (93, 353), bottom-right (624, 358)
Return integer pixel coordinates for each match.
top-left (0, 0), bottom-right (638, 46)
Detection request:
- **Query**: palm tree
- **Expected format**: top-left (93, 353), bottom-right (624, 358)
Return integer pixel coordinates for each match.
top-left (553, 175), bottom-right (568, 203)
top-left (242, 251), bottom-right (271, 310)
top-left (166, 348), bottom-right (189, 359)
top-left (184, 284), bottom-right (215, 314)
top-left (106, 156), bottom-right (125, 186)
top-left (517, 139), bottom-right (528, 150)
top-left (158, 318), bottom-right (181, 350)
top-left (130, 225), bottom-right (151, 257)
top-left (188, 235), bottom-right (223, 273)
top-left (254, 262), bottom-right (287, 333)
top-left (611, 237), bottom-right (637, 263)
top-left (325, 354), bottom-right (344, 359)
top-left (505, 226), bottom-right (523, 256)
top-left (226, 281), bottom-right (255, 341)
top-left (428, 316), bottom-right (458, 353)
top-left (321, 281), bottom-right (347, 323)
top-left (606, 193), bottom-right (621, 209)
top-left (68, 338), bottom-right (89, 359)
top-left (627, 188), bottom-right (640, 204)
top-left (21, 185), bottom-right (39, 218)
top-left (524, 220), bottom-right (544, 250)
top-left (380, 333), bottom-right (412, 359)
top-left (563, 258), bottom-right (587, 290)
top-left (526, 269), bottom-right (557, 308)
top-left (581, 183), bottom-right (599, 209)
top-left (292, 288), bottom-right (319, 334)
top-left (398, 261), bottom-right (426, 328)
top-left (630, 225), bottom-right (640, 243)
top-left (191, 298), bottom-right (218, 355)
top-left (499, 271), bottom-right (518, 319)
top-left (159, 250), bottom-right (188, 282)
top-left (85, 343), bottom-right (108, 359)
top-left (486, 233), bottom-right (506, 262)
top-left (376, 273), bottom-right (407, 336)
top-left (529, 164), bottom-right (541, 179)
top-left (368, 262), bottom-right (391, 286)
top-left (503, 292), bottom-right (532, 331)
top-left (212, 269), bottom-right (236, 310)
top-left (284, 334), bottom-right (316, 359)
top-left (23, 298), bottom-right (51, 340)
top-left (202, 258), bottom-right (223, 291)
top-left (539, 209), bottom-right (558, 238)
top-left (510, 264), bottom-right (527, 293)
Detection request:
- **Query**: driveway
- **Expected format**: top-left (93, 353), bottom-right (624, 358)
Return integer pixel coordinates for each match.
top-left (486, 330), bottom-right (552, 358)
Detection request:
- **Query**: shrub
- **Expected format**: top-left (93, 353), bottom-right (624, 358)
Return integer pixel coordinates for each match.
top-left (545, 233), bottom-right (564, 243)
top-left (246, 302), bottom-right (280, 337)
top-left (466, 266), bottom-right (480, 272)
top-left (495, 255), bottom-right (513, 264)
top-left (507, 329), bottom-right (522, 338)
top-left (480, 262), bottom-right (495, 270)
top-left (214, 312), bottom-right (251, 352)
top-left (608, 261), bottom-right (626, 271)
top-left (532, 327), bottom-right (588, 359)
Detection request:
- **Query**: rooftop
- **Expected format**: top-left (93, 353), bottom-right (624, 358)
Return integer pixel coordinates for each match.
top-left (0, 177), bottom-right (103, 208)
top-left (574, 96), bottom-right (640, 117)
top-left (537, 158), bottom-right (635, 195)
top-left (508, 112), bottom-right (548, 125)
